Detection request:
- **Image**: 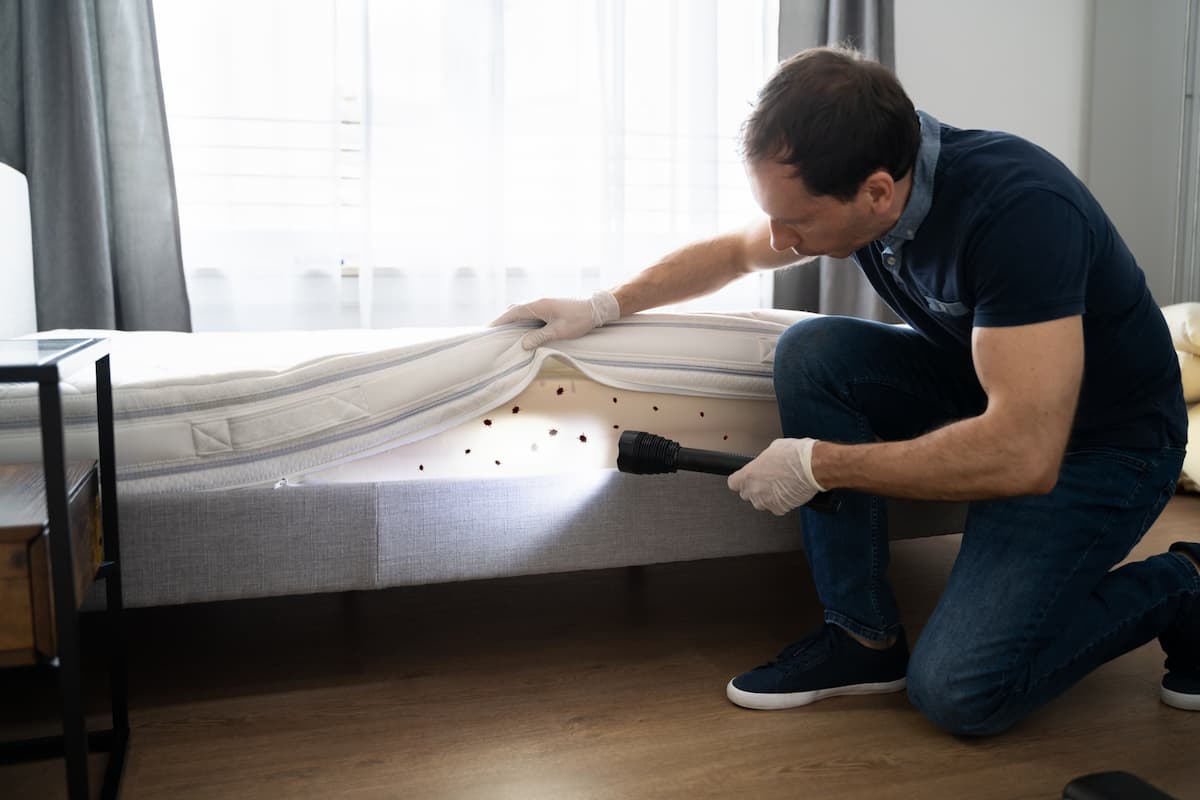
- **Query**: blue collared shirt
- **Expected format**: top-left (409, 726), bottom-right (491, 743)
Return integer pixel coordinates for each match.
top-left (878, 110), bottom-right (941, 274)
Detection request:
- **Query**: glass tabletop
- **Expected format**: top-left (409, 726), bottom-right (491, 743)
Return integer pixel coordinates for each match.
top-left (0, 338), bottom-right (108, 368)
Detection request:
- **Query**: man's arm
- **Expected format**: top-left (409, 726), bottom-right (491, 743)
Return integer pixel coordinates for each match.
top-left (491, 219), bottom-right (807, 348)
top-left (810, 315), bottom-right (1084, 501)
top-left (613, 219), bottom-right (810, 315)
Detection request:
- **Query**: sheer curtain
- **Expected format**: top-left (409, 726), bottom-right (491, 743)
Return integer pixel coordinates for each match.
top-left (153, 0), bottom-right (779, 331)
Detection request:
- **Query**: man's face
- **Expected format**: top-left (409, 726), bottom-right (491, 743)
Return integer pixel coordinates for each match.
top-left (745, 158), bottom-right (877, 260)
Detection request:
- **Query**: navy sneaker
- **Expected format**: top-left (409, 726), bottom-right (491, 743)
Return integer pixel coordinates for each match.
top-left (727, 623), bottom-right (909, 710)
top-left (1160, 542), bottom-right (1200, 712)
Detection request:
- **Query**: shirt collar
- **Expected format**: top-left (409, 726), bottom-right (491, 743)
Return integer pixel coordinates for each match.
top-left (880, 110), bottom-right (940, 252)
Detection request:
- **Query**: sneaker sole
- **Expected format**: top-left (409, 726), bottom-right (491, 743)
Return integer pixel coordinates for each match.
top-left (726, 677), bottom-right (907, 710)
top-left (1161, 685), bottom-right (1200, 711)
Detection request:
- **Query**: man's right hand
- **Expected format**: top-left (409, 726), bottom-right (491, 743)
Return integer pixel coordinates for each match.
top-left (489, 290), bottom-right (620, 350)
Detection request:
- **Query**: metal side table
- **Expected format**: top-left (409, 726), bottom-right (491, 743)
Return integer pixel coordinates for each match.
top-left (0, 338), bottom-right (129, 799)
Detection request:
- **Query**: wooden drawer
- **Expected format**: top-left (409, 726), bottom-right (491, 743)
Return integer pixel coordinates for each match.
top-left (0, 462), bottom-right (101, 667)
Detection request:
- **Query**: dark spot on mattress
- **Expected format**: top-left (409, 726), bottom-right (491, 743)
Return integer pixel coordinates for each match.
top-left (556, 387), bottom-right (565, 395)
top-left (699, 411), bottom-right (705, 417)
top-left (495, 460), bottom-right (501, 465)
top-left (723, 435), bottom-right (728, 441)
top-left (579, 434), bottom-right (587, 442)
top-left (465, 449), bottom-right (471, 454)
top-left (483, 419), bottom-right (493, 426)
top-left (419, 464), bottom-right (424, 471)
top-left (549, 429), bottom-right (558, 436)
top-left (613, 424), bottom-right (619, 429)
top-left (612, 397), bottom-right (618, 403)
top-left (512, 406), bottom-right (520, 414)
top-left (652, 405), bottom-right (659, 411)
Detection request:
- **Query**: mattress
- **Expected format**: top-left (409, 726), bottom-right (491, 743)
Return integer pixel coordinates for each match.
top-left (0, 311), bottom-right (811, 491)
top-left (0, 311), bottom-right (970, 608)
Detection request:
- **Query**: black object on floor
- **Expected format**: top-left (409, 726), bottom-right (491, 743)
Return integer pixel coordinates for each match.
top-left (1062, 771), bottom-right (1176, 800)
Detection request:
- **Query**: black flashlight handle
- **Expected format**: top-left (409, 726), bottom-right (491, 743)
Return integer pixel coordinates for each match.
top-left (617, 430), bottom-right (840, 513)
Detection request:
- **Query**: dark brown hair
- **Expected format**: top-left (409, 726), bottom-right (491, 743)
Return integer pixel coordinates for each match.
top-left (740, 46), bottom-right (920, 201)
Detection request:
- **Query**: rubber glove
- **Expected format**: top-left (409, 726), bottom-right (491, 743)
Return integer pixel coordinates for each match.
top-left (490, 290), bottom-right (620, 350)
top-left (728, 437), bottom-right (826, 515)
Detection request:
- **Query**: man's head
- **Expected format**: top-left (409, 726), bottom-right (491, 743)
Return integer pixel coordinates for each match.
top-left (740, 46), bottom-right (921, 258)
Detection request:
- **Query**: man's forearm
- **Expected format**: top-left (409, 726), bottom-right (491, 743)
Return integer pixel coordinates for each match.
top-left (811, 413), bottom-right (1063, 502)
top-left (612, 235), bottom-right (751, 316)
top-left (612, 222), bottom-right (806, 316)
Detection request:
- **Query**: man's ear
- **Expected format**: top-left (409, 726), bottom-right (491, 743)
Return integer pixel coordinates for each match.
top-left (860, 170), bottom-right (895, 209)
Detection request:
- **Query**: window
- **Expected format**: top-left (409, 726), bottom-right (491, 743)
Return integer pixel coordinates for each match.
top-left (154, 0), bottom-right (779, 330)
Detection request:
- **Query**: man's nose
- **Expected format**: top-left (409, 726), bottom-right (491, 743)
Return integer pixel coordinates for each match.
top-left (768, 221), bottom-right (799, 252)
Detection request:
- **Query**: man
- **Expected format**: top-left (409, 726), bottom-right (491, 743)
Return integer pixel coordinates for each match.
top-left (490, 46), bottom-right (1200, 736)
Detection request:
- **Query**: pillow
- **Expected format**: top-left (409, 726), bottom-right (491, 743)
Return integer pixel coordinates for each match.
top-left (1182, 404), bottom-right (1200, 492)
top-left (1180, 351), bottom-right (1200, 403)
top-left (1161, 302), bottom-right (1200, 355)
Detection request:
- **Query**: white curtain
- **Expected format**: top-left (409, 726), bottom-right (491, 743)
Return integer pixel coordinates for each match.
top-left (154, 0), bottom-right (779, 331)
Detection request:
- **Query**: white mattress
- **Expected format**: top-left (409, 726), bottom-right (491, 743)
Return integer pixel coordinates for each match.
top-left (0, 310), bottom-right (814, 492)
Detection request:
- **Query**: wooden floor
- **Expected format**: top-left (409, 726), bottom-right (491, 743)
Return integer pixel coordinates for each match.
top-left (3, 497), bottom-right (1200, 799)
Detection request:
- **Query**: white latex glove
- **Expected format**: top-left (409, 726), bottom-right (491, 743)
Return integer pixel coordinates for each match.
top-left (489, 290), bottom-right (621, 350)
top-left (728, 438), bottom-right (827, 515)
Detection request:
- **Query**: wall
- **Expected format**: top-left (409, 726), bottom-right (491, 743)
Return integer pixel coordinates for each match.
top-left (895, 0), bottom-right (1194, 306)
top-left (0, 164), bottom-right (37, 337)
top-left (1086, 0), bottom-right (1190, 305)
top-left (894, 0), bottom-right (1093, 177)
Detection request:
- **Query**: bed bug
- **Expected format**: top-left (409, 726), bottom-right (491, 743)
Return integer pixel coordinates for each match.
top-left (579, 434), bottom-right (587, 442)
top-left (556, 387), bottom-right (565, 395)
top-left (549, 429), bottom-right (558, 436)
top-left (512, 406), bottom-right (520, 414)
top-left (483, 419), bottom-right (493, 427)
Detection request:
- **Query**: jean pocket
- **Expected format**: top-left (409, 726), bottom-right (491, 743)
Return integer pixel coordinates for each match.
top-left (1063, 446), bottom-right (1150, 472)
top-left (922, 295), bottom-right (969, 316)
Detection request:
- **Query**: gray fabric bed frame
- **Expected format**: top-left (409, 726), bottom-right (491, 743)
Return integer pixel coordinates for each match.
top-left (102, 471), bottom-right (966, 608)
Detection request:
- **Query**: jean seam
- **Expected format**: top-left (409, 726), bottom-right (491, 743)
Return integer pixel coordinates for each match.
top-left (1169, 551), bottom-right (1200, 591)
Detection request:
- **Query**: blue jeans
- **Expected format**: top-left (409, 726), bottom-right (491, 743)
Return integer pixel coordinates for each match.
top-left (774, 316), bottom-right (1200, 736)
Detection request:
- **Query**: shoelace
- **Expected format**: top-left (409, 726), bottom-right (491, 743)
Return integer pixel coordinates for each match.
top-left (759, 625), bottom-right (836, 672)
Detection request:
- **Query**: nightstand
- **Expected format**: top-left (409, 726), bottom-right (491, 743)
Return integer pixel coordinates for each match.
top-left (0, 338), bottom-right (129, 799)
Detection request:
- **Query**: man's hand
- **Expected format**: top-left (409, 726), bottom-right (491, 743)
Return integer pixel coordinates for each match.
top-left (728, 438), bottom-right (826, 515)
top-left (489, 290), bottom-right (620, 350)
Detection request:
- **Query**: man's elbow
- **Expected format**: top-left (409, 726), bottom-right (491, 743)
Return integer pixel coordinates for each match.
top-left (1017, 449), bottom-right (1065, 496)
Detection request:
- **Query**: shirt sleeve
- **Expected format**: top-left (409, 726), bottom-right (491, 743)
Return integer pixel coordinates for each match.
top-left (965, 189), bottom-right (1090, 327)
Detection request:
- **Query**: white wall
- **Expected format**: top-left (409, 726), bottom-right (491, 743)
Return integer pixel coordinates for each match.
top-left (0, 163), bottom-right (37, 337)
top-left (1086, 0), bottom-right (1190, 305)
top-left (894, 0), bottom-right (1094, 177)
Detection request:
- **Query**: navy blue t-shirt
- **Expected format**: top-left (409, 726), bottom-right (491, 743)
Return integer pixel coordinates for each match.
top-left (853, 119), bottom-right (1186, 450)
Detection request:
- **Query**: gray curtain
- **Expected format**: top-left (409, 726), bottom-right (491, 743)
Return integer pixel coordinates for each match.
top-left (0, 0), bottom-right (191, 331)
top-left (773, 0), bottom-right (900, 323)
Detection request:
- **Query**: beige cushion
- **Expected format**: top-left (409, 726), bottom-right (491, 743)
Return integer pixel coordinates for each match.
top-left (1179, 351), bottom-right (1200, 403)
top-left (1162, 302), bottom-right (1200, 355)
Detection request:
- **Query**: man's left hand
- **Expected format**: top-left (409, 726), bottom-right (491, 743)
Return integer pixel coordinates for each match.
top-left (728, 438), bottom-right (826, 515)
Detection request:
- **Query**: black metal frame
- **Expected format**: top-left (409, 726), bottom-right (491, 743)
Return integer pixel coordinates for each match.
top-left (0, 341), bottom-right (129, 799)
